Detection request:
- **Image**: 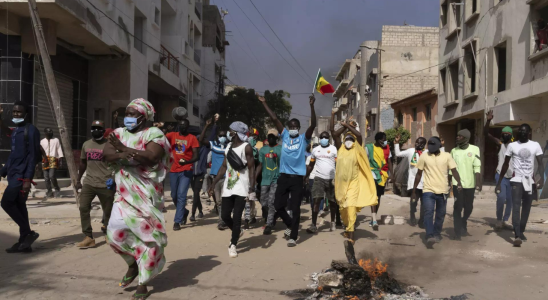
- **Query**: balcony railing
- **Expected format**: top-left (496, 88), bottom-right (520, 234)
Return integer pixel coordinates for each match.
top-left (161, 45), bottom-right (179, 76)
top-left (195, 1), bottom-right (202, 20)
top-left (194, 49), bottom-right (201, 65)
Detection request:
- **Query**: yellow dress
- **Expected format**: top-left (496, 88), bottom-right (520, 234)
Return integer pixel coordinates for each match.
top-left (335, 139), bottom-right (378, 232)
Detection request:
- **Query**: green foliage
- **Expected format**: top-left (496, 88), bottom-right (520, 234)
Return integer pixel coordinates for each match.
top-left (206, 88), bottom-right (292, 140)
top-left (385, 126), bottom-right (411, 146)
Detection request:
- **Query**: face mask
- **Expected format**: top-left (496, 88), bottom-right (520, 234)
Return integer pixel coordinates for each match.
top-left (345, 141), bottom-right (354, 149)
top-left (268, 137), bottom-right (277, 146)
top-left (320, 138), bottom-right (329, 147)
top-left (124, 116), bottom-right (142, 131)
top-left (227, 133), bottom-right (233, 142)
top-left (501, 135), bottom-right (512, 143)
top-left (383, 140), bottom-right (388, 147)
top-left (289, 129), bottom-right (299, 137)
top-left (91, 130), bottom-right (104, 140)
top-left (12, 118), bottom-right (25, 124)
top-left (249, 137), bottom-right (257, 147)
top-left (218, 137), bottom-right (227, 144)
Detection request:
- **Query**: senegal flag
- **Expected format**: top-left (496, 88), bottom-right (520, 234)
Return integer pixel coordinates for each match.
top-left (314, 70), bottom-right (335, 95)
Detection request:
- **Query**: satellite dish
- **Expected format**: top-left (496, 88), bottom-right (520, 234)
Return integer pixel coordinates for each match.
top-left (172, 107), bottom-right (188, 121)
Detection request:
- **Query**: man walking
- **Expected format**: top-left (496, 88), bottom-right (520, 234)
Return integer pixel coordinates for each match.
top-left (75, 120), bottom-right (115, 248)
top-left (259, 94), bottom-right (316, 247)
top-left (166, 118), bottom-right (199, 231)
top-left (413, 137), bottom-right (463, 248)
top-left (256, 128), bottom-right (282, 235)
top-left (0, 101), bottom-right (41, 253)
top-left (394, 135), bottom-right (427, 227)
top-left (496, 124), bottom-right (544, 247)
top-left (41, 127), bottom-right (64, 198)
top-left (484, 110), bottom-right (514, 231)
top-left (306, 131), bottom-right (338, 234)
top-left (365, 132), bottom-right (393, 230)
top-left (449, 129), bottom-right (481, 240)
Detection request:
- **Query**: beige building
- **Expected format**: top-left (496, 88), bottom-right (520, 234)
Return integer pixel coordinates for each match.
top-left (437, 0), bottom-right (548, 186)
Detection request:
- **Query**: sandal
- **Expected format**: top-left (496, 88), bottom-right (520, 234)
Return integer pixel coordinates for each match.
top-left (131, 292), bottom-right (150, 300)
top-left (119, 274), bottom-right (137, 288)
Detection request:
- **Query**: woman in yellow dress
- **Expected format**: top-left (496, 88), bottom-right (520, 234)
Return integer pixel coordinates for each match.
top-left (330, 112), bottom-right (378, 244)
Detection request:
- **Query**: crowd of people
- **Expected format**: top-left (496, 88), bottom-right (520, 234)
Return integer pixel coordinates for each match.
top-left (0, 97), bottom-right (545, 299)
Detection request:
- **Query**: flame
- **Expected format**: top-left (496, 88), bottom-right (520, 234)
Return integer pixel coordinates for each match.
top-left (358, 258), bottom-right (388, 281)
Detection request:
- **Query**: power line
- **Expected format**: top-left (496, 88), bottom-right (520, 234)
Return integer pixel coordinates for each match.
top-left (229, 0), bottom-right (313, 85)
top-left (248, 0), bottom-right (314, 83)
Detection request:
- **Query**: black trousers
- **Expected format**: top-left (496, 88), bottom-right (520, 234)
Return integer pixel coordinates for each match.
top-left (511, 182), bottom-right (533, 238)
top-left (1, 183), bottom-right (31, 242)
top-left (453, 186), bottom-right (475, 236)
top-left (274, 173), bottom-right (303, 240)
top-left (191, 174), bottom-right (205, 216)
top-left (221, 195), bottom-right (246, 245)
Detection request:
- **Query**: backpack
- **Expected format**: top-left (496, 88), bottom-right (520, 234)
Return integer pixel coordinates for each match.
top-left (24, 124), bottom-right (42, 164)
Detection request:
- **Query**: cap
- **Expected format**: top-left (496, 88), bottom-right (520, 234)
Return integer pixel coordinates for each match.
top-left (91, 120), bottom-right (105, 128)
top-left (250, 128), bottom-right (259, 136)
top-left (267, 128), bottom-right (279, 136)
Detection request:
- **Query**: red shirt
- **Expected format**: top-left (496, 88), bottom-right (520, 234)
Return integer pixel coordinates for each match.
top-left (166, 132), bottom-right (199, 173)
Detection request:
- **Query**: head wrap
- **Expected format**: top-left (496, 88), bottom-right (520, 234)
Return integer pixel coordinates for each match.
top-left (345, 133), bottom-right (356, 142)
top-left (457, 129), bottom-right (470, 149)
top-left (502, 126), bottom-right (513, 134)
top-left (127, 98), bottom-right (155, 121)
top-left (229, 121), bottom-right (249, 142)
top-left (427, 136), bottom-right (442, 154)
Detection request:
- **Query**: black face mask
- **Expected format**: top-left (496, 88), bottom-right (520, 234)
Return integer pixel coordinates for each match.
top-left (501, 135), bottom-right (512, 143)
top-left (92, 130), bottom-right (105, 140)
top-left (268, 137), bottom-right (278, 146)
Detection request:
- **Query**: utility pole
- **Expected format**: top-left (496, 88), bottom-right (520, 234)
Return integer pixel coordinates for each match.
top-left (28, 0), bottom-right (80, 206)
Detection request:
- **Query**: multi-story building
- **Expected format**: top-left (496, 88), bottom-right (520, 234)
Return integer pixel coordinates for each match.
top-left (0, 0), bottom-right (213, 164)
top-left (437, 0), bottom-right (548, 186)
top-left (333, 25), bottom-right (439, 142)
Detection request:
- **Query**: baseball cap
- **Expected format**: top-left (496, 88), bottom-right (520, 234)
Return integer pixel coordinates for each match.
top-left (91, 120), bottom-right (105, 128)
top-left (267, 128), bottom-right (279, 136)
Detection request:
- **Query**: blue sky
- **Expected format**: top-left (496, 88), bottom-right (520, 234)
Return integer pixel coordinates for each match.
top-left (212, 0), bottom-right (440, 125)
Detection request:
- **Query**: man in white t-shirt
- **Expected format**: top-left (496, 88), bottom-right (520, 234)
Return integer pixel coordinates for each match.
top-left (496, 124), bottom-right (545, 247)
top-left (394, 135), bottom-right (427, 227)
top-left (306, 131), bottom-right (338, 233)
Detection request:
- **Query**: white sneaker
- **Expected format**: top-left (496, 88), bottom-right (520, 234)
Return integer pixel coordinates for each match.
top-left (330, 222), bottom-right (336, 232)
top-left (228, 244), bottom-right (238, 258)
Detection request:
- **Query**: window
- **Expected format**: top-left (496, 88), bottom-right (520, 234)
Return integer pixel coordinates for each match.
top-left (531, 5), bottom-right (548, 55)
top-left (425, 104), bottom-right (432, 121)
top-left (412, 107), bottom-right (417, 122)
top-left (441, 1), bottom-right (448, 27)
top-left (134, 9), bottom-right (146, 54)
top-left (465, 0), bottom-right (479, 20)
top-left (397, 112), bottom-right (404, 126)
top-left (449, 61), bottom-right (459, 102)
top-left (154, 7), bottom-right (160, 25)
top-left (464, 40), bottom-right (477, 96)
top-left (193, 105), bottom-right (199, 117)
top-left (494, 42), bottom-right (507, 93)
top-left (440, 68), bottom-right (447, 94)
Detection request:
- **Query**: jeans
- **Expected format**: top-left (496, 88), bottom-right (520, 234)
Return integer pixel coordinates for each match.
top-left (452, 186), bottom-right (476, 236)
top-left (410, 189), bottom-right (425, 224)
top-left (275, 174), bottom-right (304, 240)
top-left (221, 195), bottom-right (246, 245)
top-left (191, 174), bottom-right (205, 217)
top-left (170, 171), bottom-right (193, 224)
top-left (422, 192), bottom-right (447, 238)
top-left (1, 183), bottom-right (31, 242)
top-left (511, 182), bottom-right (534, 237)
top-left (44, 168), bottom-right (60, 192)
top-left (495, 173), bottom-right (512, 221)
top-left (79, 185), bottom-right (115, 238)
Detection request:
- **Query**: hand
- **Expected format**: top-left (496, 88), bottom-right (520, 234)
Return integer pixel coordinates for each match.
top-left (309, 95), bottom-right (316, 106)
top-left (178, 159), bottom-right (188, 166)
top-left (457, 185), bottom-right (463, 192)
top-left (340, 120), bottom-right (347, 128)
top-left (441, 138), bottom-right (445, 147)
top-left (394, 134), bottom-right (401, 144)
top-left (119, 151), bottom-right (136, 160)
top-left (411, 190), bottom-right (417, 202)
top-left (208, 186), bottom-right (215, 197)
top-left (475, 185), bottom-right (482, 192)
top-left (22, 181), bottom-right (31, 194)
top-left (332, 107), bottom-right (338, 115)
top-left (205, 118), bottom-right (212, 126)
top-left (214, 113), bottom-right (220, 122)
top-left (388, 175), bottom-right (394, 183)
top-left (256, 93), bottom-right (266, 102)
top-left (486, 109), bottom-right (494, 121)
top-left (495, 184), bottom-right (501, 194)
top-left (76, 181), bottom-right (83, 191)
top-left (42, 159), bottom-right (49, 169)
top-left (537, 179), bottom-right (544, 190)
top-left (108, 133), bottom-right (126, 152)
top-left (248, 192), bottom-right (257, 201)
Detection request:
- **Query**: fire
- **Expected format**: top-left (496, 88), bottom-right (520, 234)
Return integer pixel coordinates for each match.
top-left (358, 258), bottom-right (388, 281)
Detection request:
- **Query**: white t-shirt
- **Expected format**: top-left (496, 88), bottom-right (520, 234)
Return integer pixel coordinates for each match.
top-left (395, 145), bottom-right (427, 190)
top-left (306, 155), bottom-right (316, 179)
top-left (222, 142), bottom-right (250, 197)
top-left (504, 140), bottom-right (543, 183)
top-left (310, 145), bottom-right (338, 180)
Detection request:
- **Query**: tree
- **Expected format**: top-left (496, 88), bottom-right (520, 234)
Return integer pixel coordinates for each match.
top-left (206, 88), bottom-right (292, 140)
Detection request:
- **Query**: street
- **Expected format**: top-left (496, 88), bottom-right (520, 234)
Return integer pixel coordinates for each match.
top-left (1, 191), bottom-right (547, 300)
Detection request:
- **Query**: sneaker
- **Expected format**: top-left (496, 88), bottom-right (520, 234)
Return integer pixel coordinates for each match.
top-left (336, 221), bottom-right (343, 227)
top-left (306, 225), bottom-right (318, 234)
top-left (243, 220), bottom-right (250, 230)
top-left (173, 223), bottom-right (181, 231)
top-left (287, 239), bottom-right (297, 247)
top-left (410, 217), bottom-right (417, 227)
top-left (330, 222), bottom-right (337, 232)
top-left (426, 237), bottom-right (436, 248)
top-left (520, 233), bottom-right (527, 241)
top-left (76, 236), bottom-right (96, 249)
top-left (454, 235), bottom-right (461, 241)
top-left (228, 244), bottom-right (238, 258)
top-left (182, 209), bottom-right (189, 225)
top-left (101, 226), bottom-right (107, 234)
top-left (162, 207), bottom-right (168, 213)
top-left (284, 228), bottom-right (291, 239)
top-left (513, 237), bottom-right (522, 247)
top-left (54, 190), bottom-right (61, 198)
top-left (372, 221), bottom-right (379, 231)
top-left (369, 221), bottom-right (373, 227)
top-left (434, 235), bottom-right (442, 243)
top-left (5, 243), bottom-right (30, 253)
top-left (20, 231), bottom-right (39, 249)
top-left (218, 224), bottom-right (228, 231)
top-left (198, 212), bottom-right (204, 219)
top-left (189, 216), bottom-right (196, 222)
top-left (46, 191), bottom-right (54, 198)
top-left (495, 221), bottom-right (503, 231)
top-left (503, 221), bottom-right (513, 230)
top-left (263, 225), bottom-right (272, 235)
top-left (250, 217), bottom-right (257, 224)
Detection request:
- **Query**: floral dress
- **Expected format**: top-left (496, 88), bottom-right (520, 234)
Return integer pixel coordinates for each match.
top-left (106, 127), bottom-right (171, 285)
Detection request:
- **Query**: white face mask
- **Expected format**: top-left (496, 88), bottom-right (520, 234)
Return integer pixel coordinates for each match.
top-left (345, 141), bottom-right (354, 149)
top-left (383, 140), bottom-right (388, 147)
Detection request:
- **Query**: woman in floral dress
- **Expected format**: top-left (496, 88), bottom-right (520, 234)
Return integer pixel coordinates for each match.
top-left (103, 98), bottom-right (171, 300)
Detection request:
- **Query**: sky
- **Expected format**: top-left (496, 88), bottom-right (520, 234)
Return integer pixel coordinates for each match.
top-left (211, 0), bottom-right (440, 127)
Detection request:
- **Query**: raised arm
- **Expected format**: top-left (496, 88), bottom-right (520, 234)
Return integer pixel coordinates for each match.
top-left (199, 118), bottom-right (212, 147)
top-left (484, 110), bottom-right (501, 145)
top-left (104, 133), bottom-right (165, 167)
top-left (258, 93), bottom-right (283, 133)
top-left (394, 136), bottom-right (407, 157)
top-left (342, 121), bottom-right (362, 145)
top-left (330, 110), bottom-right (343, 149)
top-left (305, 95), bottom-right (316, 140)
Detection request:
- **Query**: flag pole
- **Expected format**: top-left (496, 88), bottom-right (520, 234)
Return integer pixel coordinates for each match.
top-left (313, 68), bottom-right (320, 94)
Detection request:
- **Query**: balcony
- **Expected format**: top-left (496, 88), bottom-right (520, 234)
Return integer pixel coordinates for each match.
top-left (194, 49), bottom-right (201, 65)
top-left (333, 79), bottom-right (350, 98)
top-left (195, 1), bottom-right (202, 20)
top-left (161, 45), bottom-right (180, 76)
